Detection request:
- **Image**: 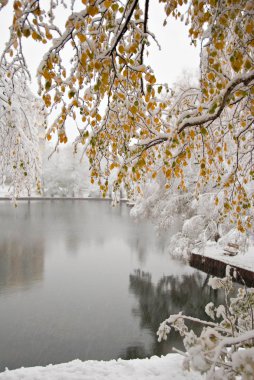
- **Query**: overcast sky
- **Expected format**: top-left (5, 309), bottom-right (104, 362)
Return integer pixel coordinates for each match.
top-left (0, 1), bottom-right (199, 141)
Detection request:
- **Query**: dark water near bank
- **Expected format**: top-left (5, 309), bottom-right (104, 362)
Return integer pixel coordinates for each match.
top-left (0, 200), bottom-right (224, 371)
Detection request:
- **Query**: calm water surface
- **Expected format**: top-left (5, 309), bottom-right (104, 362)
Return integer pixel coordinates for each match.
top-left (0, 200), bottom-right (223, 371)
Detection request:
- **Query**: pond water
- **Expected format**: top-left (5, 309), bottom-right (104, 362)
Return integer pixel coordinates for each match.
top-left (0, 200), bottom-right (224, 371)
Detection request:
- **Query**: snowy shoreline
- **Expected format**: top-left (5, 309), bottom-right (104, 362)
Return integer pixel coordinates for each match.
top-left (0, 354), bottom-right (204, 380)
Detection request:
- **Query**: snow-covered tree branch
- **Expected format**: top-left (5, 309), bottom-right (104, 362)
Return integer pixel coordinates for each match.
top-left (157, 270), bottom-right (254, 379)
top-left (0, 65), bottom-right (46, 197)
top-left (0, 0), bottom-right (253, 226)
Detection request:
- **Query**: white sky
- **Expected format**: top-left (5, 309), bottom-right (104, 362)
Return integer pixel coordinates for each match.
top-left (0, 1), bottom-right (199, 141)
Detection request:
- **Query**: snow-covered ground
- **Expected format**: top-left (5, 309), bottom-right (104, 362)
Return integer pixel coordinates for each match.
top-left (193, 242), bottom-right (254, 272)
top-left (0, 355), bottom-right (203, 380)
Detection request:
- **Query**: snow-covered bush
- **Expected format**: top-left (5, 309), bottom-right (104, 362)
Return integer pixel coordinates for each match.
top-left (167, 233), bottom-right (192, 260)
top-left (131, 169), bottom-right (252, 260)
top-left (157, 269), bottom-right (254, 379)
top-left (131, 175), bottom-right (223, 260)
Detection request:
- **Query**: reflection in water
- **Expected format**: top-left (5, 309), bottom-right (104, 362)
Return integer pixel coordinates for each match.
top-left (122, 345), bottom-right (147, 360)
top-left (0, 239), bottom-right (44, 292)
top-left (0, 200), bottom-right (225, 371)
top-left (122, 269), bottom-right (224, 359)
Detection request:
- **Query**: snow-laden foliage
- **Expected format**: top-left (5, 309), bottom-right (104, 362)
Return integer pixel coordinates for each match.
top-left (0, 66), bottom-right (46, 197)
top-left (0, 0), bottom-right (253, 228)
top-left (157, 269), bottom-right (254, 379)
top-left (130, 67), bottom-right (252, 256)
top-left (131, 159), bottom-right (226, 260)
top-left (131, 177), bottom-right (251, 260)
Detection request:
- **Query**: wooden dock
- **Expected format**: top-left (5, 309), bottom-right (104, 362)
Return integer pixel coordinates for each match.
top-left (190, 253), bottom-right (254, 287)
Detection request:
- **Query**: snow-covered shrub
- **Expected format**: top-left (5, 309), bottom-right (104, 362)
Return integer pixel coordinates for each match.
top-left (131, 174), bottom-right (252, 260)
top-left (131, 180), bottom-right (224, 260)
top-left (167, 233), bottom-right (192, 260)
top-left (157, 269), bottom-right (254, 379)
